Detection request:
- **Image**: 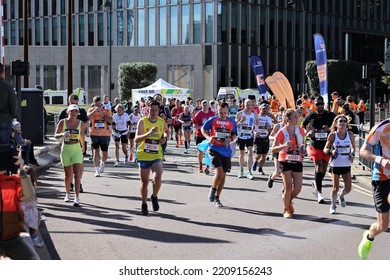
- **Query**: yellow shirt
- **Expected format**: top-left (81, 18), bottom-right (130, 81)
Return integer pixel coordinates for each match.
top-left (136, 116), bottom-right (165, 161)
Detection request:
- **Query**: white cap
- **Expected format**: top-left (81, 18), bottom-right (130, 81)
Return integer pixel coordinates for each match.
top-left (67, 104), bottom-right (80, 111)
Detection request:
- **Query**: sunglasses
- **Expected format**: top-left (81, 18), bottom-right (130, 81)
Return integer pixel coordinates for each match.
top-left (338, 119), bottom-right (347, 123)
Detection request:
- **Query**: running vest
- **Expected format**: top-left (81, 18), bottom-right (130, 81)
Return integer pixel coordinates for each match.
top-left (113, 113), bottom-right (129, 136)
top-left (63, 120), bottom-right (81, 144)
top-left (277, 126), bottom-right (304, 162)
top-left (129, 113), bottom-right (141, 133)
top-left (238, 111), bottom-right (255, 139)
top-left (181, 112), bottom-right (192, 128)
top-left (256, 114), bottom-right (273, 141)
top-left (330, 131), bottom-right (353, 167)
top-left (0, 174), bottom-right (25, 240)
top-left (88, 107), bottom-right (112, 136)
top-left (136, 116), bottom-right (164, 161)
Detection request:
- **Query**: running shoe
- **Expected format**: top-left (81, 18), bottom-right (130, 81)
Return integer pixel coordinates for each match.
top-left (73, 197), bottom-right (80, 207)
top-left (208, 187), bottom-right (216, 202)
top-left (184, 149), bottom-right (188, 154)
top-left (94, 170), bottom-right (101, 177)
top-left (317, 192), bottom-right (325, 204)
top-left (214, 198), bottom-right (223, 207)
top-left (338, 195), bottom-right (346, 207)
top-left (64, 193), bottom-right (71, 202)
top-left (100, 161), bottom-right (105, 173)
top-left (283, 209), bottom-right (292, 219)
top-left (238, 170), bottom-right (244, 178)
top-left (252, 161), bottom-right (258, 171)
top-left (32, 236), bottom-right (43, 248)
top-left (114, 161), bottom-right (120, 167)
top-left (151, 195), bottom-right (160, 212)
top-left (247, 172), bottom-right (254, 180)
top-left (258, 167), bottom-right (265, 175)
top-left (358, 230), bottom-right (373, 260)
top-left (204, 167), bottom-right (210, 175)
top-left (141, 203), bottom-right (149, 216)
top-left (267, 174), bottom-right (274, 188)
top-left (329, 205), bottom-right (336, 214)
top-left (124, 157), bottom-right (129, 165)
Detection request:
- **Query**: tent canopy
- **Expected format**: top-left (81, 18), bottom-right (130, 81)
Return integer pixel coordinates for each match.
top-left (132, 78), bottom-right (190, 104)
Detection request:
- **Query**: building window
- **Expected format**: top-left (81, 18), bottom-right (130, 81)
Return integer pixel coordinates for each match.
top-left (137, 9), bottom-right (145, 46)
top-left (35, 0), bottom-right (40, 17)
top-left (61, 16), bottom-right (66, 46)
top-left (79, 0), bottom-right (84, 13)
top-left (52, 17), bottom-right (58, 46)
top-left (148, 8), bottom-right (156, 46)
top-left (193, 3), bottom-right (201, 44)
top-left (118, 0), bottom-right (124, 9)
top-left (181, 5), bottom-right (189, 44)
top-left (43, 18), bottom-right (49, 45)
top-left (205, 2), bottom-right (213, 43)
top-left (35, 19), bottom-right (41, 45)
top-left (127, 10), bottom-right (134, 46)
top-left (52, 0), bottom-right (57, 15)
top-left (241, 3), bottom-right (248, 44)
top-left (98, 13), bottom-right (104, 46)
top-left (170, 5), bottom-right (178, 45)
top-left (43, 0), bottom-right (48, 16)
top-left (18, 21), bottom-right (23, 45)
top-left (138, 0), bottom-right (145, 8)
top-left (127, 0), bottom-right (134, 8)
top-left (60, 0), bottom-right (66, 14)
top-left (88, 66), bottom-right (103, 99)
top-left (159, 6), bottom-right (166, 45)
top-left (88, 0), bottom-right (94, 12)
top-left (79, 15), bottom-right (85, 46)
top-left (117, 11), bottom-right (124, 46)
top-left (88, 14), bottom-right (94, 46)
top-left (4, 23), bottom-right (8, 45)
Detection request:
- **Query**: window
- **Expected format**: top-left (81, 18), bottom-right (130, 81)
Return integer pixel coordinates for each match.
top-left (127, 10), bottom-right (134, 46)
top-left (79, 15), bottom-right (85, 46)
top-left (98, 13), bottom-right (104, 46)
top-left (205, 3), bottom-right (213, 43)
top-left (88, 14), bottom-right (94, 46)
top-left (43, 66), bottom-right (57, 91)
top-left (138, 0), bottom-right (145, 7)
top-left (52, 17), bottom-right (58, 45)
top-left (159, 7), bottom-right (166, 45)
top-left (118, 0), bottom-right (124, 9)
top-left (88, 0), bottom-right (94, 12)
top-left (43, 0), bottom-right (48, 16)
top-left (60, 0), bottom-right (66, 14)
top-left (117, 11), bottom-right (124, 46)
top-left (193, 4), bottom-right (201, 44)
top-left (149, 8), bottom-right (156, 46)
top-left (43, 18), bottom-right (49, 45)
top-left (170, 6), bottom-right (178, 45)
top-left (137, 9), bottom-right (145, 46)
top-left (35, 19), bottom-right (41, 45)
top-left (61, 16), bottom-right (66, 46)
top-left (79, 0), bottom-right (84, 12)
top-left (182, 5), bottom-right (189, 44)
top-left (35, 0), bottom-right (40, 17)
top-left (52, 0), bottom-right (57, 15)
top-left (127, 0), bottom-right (134, 8)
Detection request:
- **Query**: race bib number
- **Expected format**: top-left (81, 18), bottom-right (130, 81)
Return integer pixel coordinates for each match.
top-left (337, 147), bottom-right (351, 155)
top-left (94, 120), bottom-right (105, 129)
top-left (65, 129), bottom-right (79, 144)
top-left (257, 128), bottom-right (268, 137)
top-left (286, 150), bottom-right (300, 161)
top-left (241, 125), bottom-right (252, 136)
top-left (112, 132), bottom-right (121, 139)
top-left (144, 139), bottom-right (159, 154)
top-left (315, 132), bottom-right (327, 140)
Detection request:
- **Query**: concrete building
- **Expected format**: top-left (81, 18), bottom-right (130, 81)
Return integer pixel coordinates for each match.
top-left (3, 0), bottom-right (390, 103)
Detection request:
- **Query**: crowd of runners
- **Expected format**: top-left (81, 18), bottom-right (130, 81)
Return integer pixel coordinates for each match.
top-left (52, 90), bottom-right (389, 260)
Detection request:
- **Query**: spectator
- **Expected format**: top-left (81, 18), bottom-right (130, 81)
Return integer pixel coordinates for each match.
top-left (11, 121), bottom-right (40, 167)
top-left (0, 63), bottom-right (18, 144)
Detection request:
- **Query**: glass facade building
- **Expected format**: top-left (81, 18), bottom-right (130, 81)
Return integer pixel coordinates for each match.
top-left (3, 0), bottom-right (390, 102)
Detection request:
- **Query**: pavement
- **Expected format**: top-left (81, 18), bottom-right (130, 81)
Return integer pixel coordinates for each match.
top-left (29, 134), bottom-right (374, 260)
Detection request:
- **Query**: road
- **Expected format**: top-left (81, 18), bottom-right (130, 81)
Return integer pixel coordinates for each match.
top-left (35, 139), bottom-right (390, 260)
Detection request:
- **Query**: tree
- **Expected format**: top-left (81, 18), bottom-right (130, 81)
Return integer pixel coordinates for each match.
top-left (118, 62), bottom-right (157, 101)
top-left (306, 60), bottom-right (367, 102)
top-left (379, 62), bottom-right (390, 90)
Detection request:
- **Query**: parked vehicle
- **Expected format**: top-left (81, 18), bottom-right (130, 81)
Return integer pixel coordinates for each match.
top-left (43, 88), bottom-right (86, 105)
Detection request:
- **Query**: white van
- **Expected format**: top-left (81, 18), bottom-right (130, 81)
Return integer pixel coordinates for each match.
top-left (44, 88), bottom-right (86, 105)
top-left (217, 87), bottom-right (269, 102)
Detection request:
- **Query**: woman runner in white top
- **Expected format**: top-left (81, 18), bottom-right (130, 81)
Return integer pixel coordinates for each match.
top-left (112, 104), bottom-right (130, 166)
top-left (323, 115), bottom-right (356, 214)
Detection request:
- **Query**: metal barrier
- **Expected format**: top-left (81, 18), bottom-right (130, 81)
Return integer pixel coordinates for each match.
top-left (357, 125), bottom-right (373, 172)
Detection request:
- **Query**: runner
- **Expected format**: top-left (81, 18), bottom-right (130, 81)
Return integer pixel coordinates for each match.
top-left (112, 104), bottom-right (130, 167)
top-left (128, 105), bottom-right (142, 161)
top-left (193, 100), bottom-right (215, 174)
top-left (252, 103), bottom-right (273, 175)
top-left (272, 109), bottom-right (306, 218)
top-left (228, 99), bottom-right (239, 118)
top-left (179, 105), bottom-right (193, 153)
top-left (154, 94), bottom-right (172, 160)
top-left (171, 99), bottom-right (183, 147)
top-left (135, 101), bottom-right (170, 215)
top-left (87, 96), bottom-right (113, 177)
top-left (323, 115), bottom-right (355, 214)
top-left (236, 99), bottom-right (258, 180)
top-left (302, 96), bottom-right (336, 204)
top-left (54, 105), bottom-right (85, 206)
top-left (358, 118), bottom-right (390, 259)
top-left (201, 102), bottom-right (237, 207)
top-left (102, 94), bottom-right (112, 111)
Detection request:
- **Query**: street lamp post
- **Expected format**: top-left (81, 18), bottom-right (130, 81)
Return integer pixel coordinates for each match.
top-left (103, 0), bottom-right (112, 101)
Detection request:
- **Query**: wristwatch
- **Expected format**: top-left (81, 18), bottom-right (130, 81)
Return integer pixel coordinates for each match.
top-left (18, 170), bottom-right (27, 178)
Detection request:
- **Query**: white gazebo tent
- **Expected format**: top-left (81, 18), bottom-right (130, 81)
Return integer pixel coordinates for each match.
top-left (131, 78), bottom-right (191, 104)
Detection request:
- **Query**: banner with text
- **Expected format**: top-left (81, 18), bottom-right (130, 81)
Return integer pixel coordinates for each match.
top-left (313, 33), bottom-right (329, 106)
top-left (249, 55), bottom-right (267, 95)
